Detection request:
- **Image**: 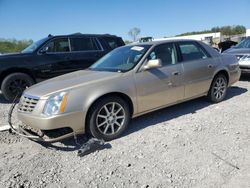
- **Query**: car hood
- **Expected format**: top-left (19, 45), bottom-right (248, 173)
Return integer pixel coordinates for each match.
top-left (24, 70), bottom-right (122, 98)
top-left (223, 47), bottom-right (250, 55)
top-left (0, 52), bottom-right (32, 61)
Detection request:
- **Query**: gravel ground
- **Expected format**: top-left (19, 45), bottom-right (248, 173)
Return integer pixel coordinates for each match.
top-left (0, 76), bottom-right (250, 188)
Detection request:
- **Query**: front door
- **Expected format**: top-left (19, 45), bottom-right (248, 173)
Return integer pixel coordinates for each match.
top-left (135, 43), bottom-right (184, 113)
top-left (35, 37), bottom-right (74, 79)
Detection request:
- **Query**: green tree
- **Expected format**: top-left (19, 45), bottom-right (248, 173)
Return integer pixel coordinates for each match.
top-left (0, 39), bottom-right (33, 53)
top-left (176, 25), bottom-right (246, 37)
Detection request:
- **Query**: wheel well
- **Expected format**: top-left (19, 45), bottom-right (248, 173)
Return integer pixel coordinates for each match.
top-left (85, 92), bottom-right (134, 126)
top-left (0, 68), bottom-right (36, 87)
top-left (215, 70), bottom-right (229, 83)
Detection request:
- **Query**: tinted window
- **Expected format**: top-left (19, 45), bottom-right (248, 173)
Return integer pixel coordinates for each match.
top-left (103, 37), bottom-right (122, 49)
top-left (148, 43), bottom-right (177, 66)
top-left (179, 42), bottom-right (208, 61)
top-left (70, 37), bottom-right (98, 51)
top-left (22, 37), bottom-right (48, 53)
top-left (45, 38), bottom-right (70, 52)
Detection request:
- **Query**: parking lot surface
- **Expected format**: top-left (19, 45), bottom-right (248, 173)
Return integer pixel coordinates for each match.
top-left (0, 76), bottom-right (250, 188)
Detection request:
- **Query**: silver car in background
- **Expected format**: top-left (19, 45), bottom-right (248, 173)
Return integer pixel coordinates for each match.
top-left (15, 39), bottom-right (240, 142)
top-left (224, 37), bottom-right (250, 74)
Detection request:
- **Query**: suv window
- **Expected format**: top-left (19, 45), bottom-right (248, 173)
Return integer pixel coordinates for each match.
top-left (70, 37), bottom-right (98, 51)
top-left (103, 37), bottom-right (123, 49)
top-left (179, 42), bottom-right (208, 61)
top-left (45, 38), bottom-right (70, 53)
top-left (148, 43), bottom-right (177, 66)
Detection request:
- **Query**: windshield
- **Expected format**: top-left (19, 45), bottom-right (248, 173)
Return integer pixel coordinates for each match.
top-left (21, 37), bottom-right (48, 53)
top-left (235, 37), bottom-right (250, 48)
top-left (90, 45), bottom-right (151, 72)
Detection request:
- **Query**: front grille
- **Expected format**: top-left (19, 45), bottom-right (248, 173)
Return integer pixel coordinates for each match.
top-left (18, 94), bottom-right (39, 113)
top-left (236, 54), bottom-right (250, 61)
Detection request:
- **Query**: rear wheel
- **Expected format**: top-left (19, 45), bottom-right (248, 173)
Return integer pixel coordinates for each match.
top-left (87, 96), bottom-right (130, 141)
top-left (1, 73), bottom-right (34, 102)
top-left (207, 74), bottom-right (228, 103)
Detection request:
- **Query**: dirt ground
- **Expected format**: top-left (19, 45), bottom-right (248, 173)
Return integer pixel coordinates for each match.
top-left (0, 76), bottom-right (249, 188)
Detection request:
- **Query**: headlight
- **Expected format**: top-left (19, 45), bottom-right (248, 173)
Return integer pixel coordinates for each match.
top-left (43, 92), bottom-right (68, 116)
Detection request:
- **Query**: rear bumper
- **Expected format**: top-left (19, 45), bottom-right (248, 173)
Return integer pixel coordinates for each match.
top-left (17, 111), bottom-right (85, 133)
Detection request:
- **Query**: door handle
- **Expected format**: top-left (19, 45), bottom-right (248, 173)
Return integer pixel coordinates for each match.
top-left (208, 64), bottom-right (214, 68)
top-left (172, 71), bottom-right (180, 76)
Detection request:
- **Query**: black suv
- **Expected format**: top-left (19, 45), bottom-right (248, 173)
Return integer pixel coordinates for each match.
top-left (0, 33), bottom-right (125, 101)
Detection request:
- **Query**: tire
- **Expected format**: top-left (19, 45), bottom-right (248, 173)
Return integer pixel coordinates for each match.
top-left (207, 74), bottom-right (228, 103)
top-left (1, 73), bottom-right (34, 102)
top-left (87, 96), bottom-right (131, 141)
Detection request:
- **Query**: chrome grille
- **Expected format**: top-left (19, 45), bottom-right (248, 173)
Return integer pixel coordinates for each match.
top-left (18, 94), bottom-right (39, 113)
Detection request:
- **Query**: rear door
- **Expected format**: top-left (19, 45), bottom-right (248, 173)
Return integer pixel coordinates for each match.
top-left (69, 37), bottom-right (105, 69)
top-left (177, 41), bottom-right (216, 99)
top-left (135, 43), bottom-right (184, 113)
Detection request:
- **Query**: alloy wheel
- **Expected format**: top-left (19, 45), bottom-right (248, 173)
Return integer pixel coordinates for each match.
top-left (96, 102), bottom-right (126, 135)
top-left (213, 77), bottom-right (227, 100)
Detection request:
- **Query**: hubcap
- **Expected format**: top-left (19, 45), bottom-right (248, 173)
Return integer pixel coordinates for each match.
top-left (8, 79), bottom-right (29, 96)
top-left (96, 102), bottom-right (125, 135)
top-left (213, 77), bottom-right (226, 99)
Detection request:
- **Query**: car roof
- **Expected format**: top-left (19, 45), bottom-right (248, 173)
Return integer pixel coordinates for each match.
top-left (48, 33), bottom-right (121, 38)
top-left (129, 39), bottom-right (200, 46)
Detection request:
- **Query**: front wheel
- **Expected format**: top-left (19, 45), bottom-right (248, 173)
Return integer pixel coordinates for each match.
top-left (87, 96), bottom-right (131, 141)
top-left (207, 74), bottom-right (228, 103)
top-left (1, 73), bottom-right (34, 102)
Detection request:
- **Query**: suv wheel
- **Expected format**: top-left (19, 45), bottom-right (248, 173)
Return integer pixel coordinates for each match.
top-left (87, 96), bottom-right (130, 141)
top-left (1, 73), bottom-right (34, 102)
top-left (208, 74), bottom-right (228, 103)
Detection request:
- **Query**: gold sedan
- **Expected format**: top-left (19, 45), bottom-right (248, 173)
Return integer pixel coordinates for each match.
top-left (15, 40), bottom-right (241, 142)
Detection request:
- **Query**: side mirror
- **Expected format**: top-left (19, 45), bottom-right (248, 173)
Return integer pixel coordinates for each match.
top-left (39, 46), bottom-right (49, 54)
top-left (143, 59), bottom-right (162, 70)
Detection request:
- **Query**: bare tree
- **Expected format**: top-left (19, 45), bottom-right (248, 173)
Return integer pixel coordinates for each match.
top-left (128, 27), bottom-right (141, 42)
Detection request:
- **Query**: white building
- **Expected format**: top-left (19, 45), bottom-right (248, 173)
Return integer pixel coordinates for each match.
top-left (246, 29), bottom-right (250, 37)
top-left (154, 32), bottom-right (222, 45)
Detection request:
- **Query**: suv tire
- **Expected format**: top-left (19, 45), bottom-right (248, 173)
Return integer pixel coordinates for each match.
top-left (1, 73), bottom-right (34, 102)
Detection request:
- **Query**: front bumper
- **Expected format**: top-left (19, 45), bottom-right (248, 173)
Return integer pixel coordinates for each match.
top-left (240, 66), bottom-right (250, 73)
top-left (17, 111), bottom-right (85, 133)
top-left (9, 124), bottom-right (77, 143)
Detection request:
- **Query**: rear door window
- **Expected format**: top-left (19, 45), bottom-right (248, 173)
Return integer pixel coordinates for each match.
top-left (178, 42), bottom-right (208, 62)
top-left (70, 37), bottom-right (98, 51)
